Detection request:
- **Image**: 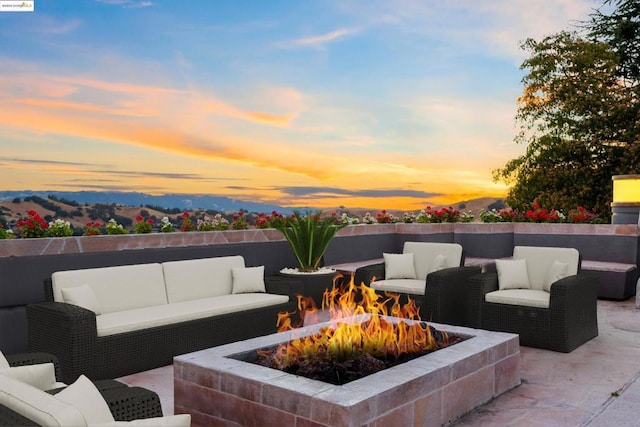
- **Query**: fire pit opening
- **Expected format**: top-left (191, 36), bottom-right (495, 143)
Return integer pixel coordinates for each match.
top-left (229, 275), bottom-right (469, 385)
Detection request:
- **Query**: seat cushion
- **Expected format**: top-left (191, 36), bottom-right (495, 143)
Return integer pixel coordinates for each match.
top-left (52, 264), bottom-right (168, 314)
top-left (513, 246), bottom-right (579, 291)
top-left (371, 279), bottom-right (425, 295)
top-left (402, 242), bottom-right (463, 280)
top-left (162, 256), bottom-right (245, 303)
top-left (0, 373), bottom-right (86, 427)
top-left (485, 289), bottom-right (550, 308)
top-left (96, 293), bottom-right (289, 337)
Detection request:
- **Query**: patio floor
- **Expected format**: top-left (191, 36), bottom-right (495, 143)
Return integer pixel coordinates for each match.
top-left (117, 298), bottom-right (640, 426)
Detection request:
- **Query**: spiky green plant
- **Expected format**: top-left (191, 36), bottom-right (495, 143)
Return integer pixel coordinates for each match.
top-left (276, 210), bottom-right (346, 272)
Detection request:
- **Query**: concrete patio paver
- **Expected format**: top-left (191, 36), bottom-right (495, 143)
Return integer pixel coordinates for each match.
top-left (117, 299), bottom-right (640, 426)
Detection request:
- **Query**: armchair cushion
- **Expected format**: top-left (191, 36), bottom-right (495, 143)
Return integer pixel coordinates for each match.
top-left (383, 253), bottom-right (417, 279)
top-left (232, 266), bottom-right (266, 294)
top-left (0, 363), bottom-right (59, 390)
top-left (496, 259), bottom-right (531, 290)
top-left (544, 261), bottom-right (569, 292)
top-left (371, 279), bottom-right (425, 295)
top-left (403, 242), bottom-right (463, 280)
top-left (0, 351), bottom-right (8, 368)
top-left (513, 246), bottom-right (579, 291)
top-left (55, 375), bottom-right (114, 425)
top-left (485, 289), bottom-right (550, 309)
top-left (430, 254), bottom-right (449, 273)
top-left (61, 284), bottom-right (103, 314)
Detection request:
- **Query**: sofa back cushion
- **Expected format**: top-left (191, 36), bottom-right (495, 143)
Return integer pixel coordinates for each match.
top-left (402, 242), bottom-right (463, 280)
top-left (51, 263), bottom-right (168, 314)
top-left (513, 246), bottom-right (580, 291)
top-left (0, 373), bottom-right (86, 426)
top-left (162, 256), bottom-right (246, 303)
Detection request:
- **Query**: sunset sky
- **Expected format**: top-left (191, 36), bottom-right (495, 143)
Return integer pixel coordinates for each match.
top-left (0, 0), bottom-right (600, 211)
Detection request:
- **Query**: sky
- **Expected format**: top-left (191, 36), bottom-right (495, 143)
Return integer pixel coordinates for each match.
top-left (0, 0), bottom-right (603, 211)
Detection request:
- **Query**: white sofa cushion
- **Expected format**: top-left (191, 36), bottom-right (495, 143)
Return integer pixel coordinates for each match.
top-left (371, 279), bottom-right (425, 295)
top-left (52, 264), bottom-right (167, 314)
top-left (162, 256), bottom-right (246, 303)
top-left (96, 293), bottom-right (289, 337)
top-left (0, 363), bottom-right (58, 390)
top-left (232, 266), bottom-right (266, 294)
top-left (513, 246), bottom-right (579, 291)
top-left (55, 375), bottom-right (114, 426)
top-left (0, 373), bottom-right (86, 427)
top-left (61, 284), bottom-right (103, 314)
top-left (383, 253), bottom-right (416, 279)
top-left (0, 350), bottom-right (9, 368)
top-left (485, 289), bottom-right (550, 309)
top-left (402, 242), bottom-right (463, 280)
top-left (94, 414), bottom-right (191, 426)
top-left (496, 259), bottom-right (531, 290)
top-left (544, 261), bottom-right (569, 292)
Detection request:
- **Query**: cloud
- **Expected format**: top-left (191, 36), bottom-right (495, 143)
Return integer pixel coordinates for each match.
top-left (278, 186), bottom-right (441, 199)
top-left (0, 157), bottom-right (97, 167)
top-left (96, 0), bottom-right (153, 8)
top-left (278, 28), bottom-right (360, 49)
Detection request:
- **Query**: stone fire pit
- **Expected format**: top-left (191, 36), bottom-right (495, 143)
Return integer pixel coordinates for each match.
top-left (174, 316), bottom-right (520, 426)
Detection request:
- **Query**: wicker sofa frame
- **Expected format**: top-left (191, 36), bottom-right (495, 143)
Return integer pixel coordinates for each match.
top-left (354, 260), bottom-right (481, 326)
top-left (467, 269), bottom-right (599, 353)
top-left (0, 352), bottom-right (163, 426)
top-left (26, 278), bottom-right (295, 384)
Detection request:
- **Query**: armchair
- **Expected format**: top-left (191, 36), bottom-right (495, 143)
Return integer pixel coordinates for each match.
top-left (354, 242), bottom-right (481, 326)
top-left (467, 246), bottom-right (599, 352)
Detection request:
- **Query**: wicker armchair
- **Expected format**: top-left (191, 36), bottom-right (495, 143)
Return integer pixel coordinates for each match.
top-left (467, 246), bottom-right (599, 353)
top-left (354, 242), bottom-right (481, 326)
top-left (0, 352), bottom-right (162, 425)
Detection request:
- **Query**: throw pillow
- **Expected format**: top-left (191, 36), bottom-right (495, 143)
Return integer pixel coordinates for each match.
top-left (0, 350), bottom-right (9, 368)
top-left (92, 414), bottom-right (192, 426)
top-left (0, 363), bottom-right (58, 390)
top-left (428, 254), bottom-right (448, 274)
top-left (384, 253), bottom-right (417, 279)
top-left (544, 261), bottom-right (569, 292)
top-left (232, 266), bottom-right (266, 294)
top-left (496, 259), bottom-right (531, 290)
top-left (61, 284), bottom-right (103, 314)
top-left (55, 374), bottom-right (114, 425)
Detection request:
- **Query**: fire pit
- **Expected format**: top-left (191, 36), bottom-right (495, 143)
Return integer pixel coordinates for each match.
top-left (174, 279), bottom-right (520, 426)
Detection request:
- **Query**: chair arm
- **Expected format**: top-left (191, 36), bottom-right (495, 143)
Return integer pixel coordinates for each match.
top-left (354, 262), bottom-right (385, 286)
top-left (265, 275), bottom-right (302, 300)
top-left (26, 302), bottom-right (98, 384)
top-left (424, 266), bottom-right (482, 326)
top-left (467, 272), bottom-right (499, 328)
top-left (99, 384), bottom-right (164, 421)
top-left (6, 352), bottom-right (64, 383)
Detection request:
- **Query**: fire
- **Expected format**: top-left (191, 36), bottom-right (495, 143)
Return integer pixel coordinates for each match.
top-left (261, 274), bottom-right (455, 372)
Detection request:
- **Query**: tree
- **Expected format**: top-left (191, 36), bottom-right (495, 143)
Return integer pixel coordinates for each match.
top-left (495, 1), bottom-right (640, 220)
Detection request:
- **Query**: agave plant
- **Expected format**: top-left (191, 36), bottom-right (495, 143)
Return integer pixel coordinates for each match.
top-left (276, 210), bottom-right (346, 272)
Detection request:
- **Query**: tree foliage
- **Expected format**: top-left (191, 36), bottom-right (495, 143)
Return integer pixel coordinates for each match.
top-left (495, 0), bottom-right (640, 220)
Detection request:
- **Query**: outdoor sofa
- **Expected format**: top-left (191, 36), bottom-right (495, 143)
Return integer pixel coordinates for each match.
top-left (26, 255), bottom-right (295, 383)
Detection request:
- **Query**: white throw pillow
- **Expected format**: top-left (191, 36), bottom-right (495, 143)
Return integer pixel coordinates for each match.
top-left (429, 254), bottom-right (448, 274)
top-left (61, 284), bottom-right (103, 314)
top-left (55, 374), bottom-right (114, 425)
top-left (232, 266), bottom-right (266, 294)
top-left (0, 351), bottom-right (9, 368)
top-left (544, 261), bottom-right (569, 292)
top-left (0, 363), bottom-right (58, 390)
top-left (92, 414), bottom-right (192, 426)
top-left (496, 259), bottom-right (531, 290)
top-left (384, 253), bottom-right (417, 279)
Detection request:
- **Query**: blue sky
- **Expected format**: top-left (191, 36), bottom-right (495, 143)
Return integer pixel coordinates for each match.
top-left (0, 0), bottom-right (600, 210)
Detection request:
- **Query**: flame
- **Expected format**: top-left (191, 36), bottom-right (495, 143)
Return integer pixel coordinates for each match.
top-left (262, 274), bottom-right (453, 371)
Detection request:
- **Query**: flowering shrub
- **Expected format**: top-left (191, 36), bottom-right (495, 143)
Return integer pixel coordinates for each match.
top-left (375, 209), bottom-right (399, 223)
top-left (133, 216), bottom-right (154, 234)
top-left (197, 214), bottom-right (229, 231)
top-left (17, 210), bottom-right (48, 238)
top-left (566, 207), bottom-right (599, 223)
top-left (402, 212), bottom-right (417, 223)
top-left (83, 221), bottom-right (102, 236)
top-left (106, 219), bottom-right (128, 235)
top-left (255, 211), bottom-right (287, 229)
top-left (180, 212), bottom-right (195, 232)
top-left (416, 206), bottom-right (461, 223)
top-left (0, 223), bottom-right (14, 239)
top-left (160, 217), bottom-right (174, 232)
top-left (479, 205), bottom-right (599, 224)
top-left (362, 212), bottom-right (376, 224)
top-left (340, 212), bottom-right (359, 225)
top-left (47, 219), bottom-right (73, 237)
top-left (230, 211), bottom-right (249, 230)
top-left (525, 203), bottom-right (565, 223)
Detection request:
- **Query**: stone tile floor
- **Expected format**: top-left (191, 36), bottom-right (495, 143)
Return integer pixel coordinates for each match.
top-left (118, 298), bottom-right (640, 426)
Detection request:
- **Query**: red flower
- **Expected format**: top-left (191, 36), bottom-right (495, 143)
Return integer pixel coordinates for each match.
top-left (135, 215), bottom-right (143, 222)
top-left (147, 218), bottom-right (154, 224)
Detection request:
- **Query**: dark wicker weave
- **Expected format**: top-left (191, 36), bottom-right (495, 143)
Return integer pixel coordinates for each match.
top-left (467, 271), bottom-right (599, 352)
top-left (354, 262), bottom-right (481, 326)
top-left (27, 278), bottom-right (295, 383)
top-left (0, 354), bottom-right (163, 426)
